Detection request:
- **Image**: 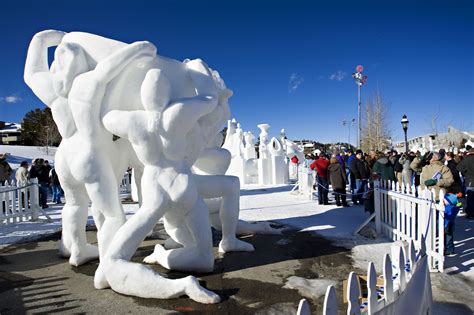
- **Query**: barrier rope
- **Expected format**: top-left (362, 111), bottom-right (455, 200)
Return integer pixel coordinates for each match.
top-left (0, 182), bottom-right (37, 193)
top-left (313, 180), bottom-right (375, 197)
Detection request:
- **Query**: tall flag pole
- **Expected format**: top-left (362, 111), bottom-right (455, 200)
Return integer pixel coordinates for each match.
top-left (352, 65), bottom-right (368, 148)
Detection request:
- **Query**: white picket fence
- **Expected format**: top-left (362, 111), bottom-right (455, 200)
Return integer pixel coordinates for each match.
top-left (374, 180), bottom-right (445, 272)
top-left (297, 238), bottom-right (432, 315)
top-left (0, 178), bottom-right (41, 225)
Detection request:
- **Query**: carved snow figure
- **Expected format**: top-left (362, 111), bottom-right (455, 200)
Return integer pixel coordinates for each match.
top-left (102, 68), bottom-right (219, 302)
top-left (24, 31), bottom-right (148, 271)
top-left (243, 131), bottom-right (257, 160)
top-left (257, 124), bottom-right (272, 185)
top-left (268, 137), bottom-right (287, 185)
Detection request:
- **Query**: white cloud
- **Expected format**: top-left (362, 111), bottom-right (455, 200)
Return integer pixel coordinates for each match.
top-left (289, 73), bottom-right (304, 92)
top-left (329, 70), bottom-right (346, 82)
top-left (0, 95), bottom-right (22, 103)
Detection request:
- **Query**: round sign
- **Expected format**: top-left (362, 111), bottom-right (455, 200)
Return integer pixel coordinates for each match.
top-left (356, 65), bottom-right (364, 73)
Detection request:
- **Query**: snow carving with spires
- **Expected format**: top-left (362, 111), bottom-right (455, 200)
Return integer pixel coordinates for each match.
top-left (23, 29), bottom-right (279, 303)
top-left (223, 119), bottom-right (303, 185)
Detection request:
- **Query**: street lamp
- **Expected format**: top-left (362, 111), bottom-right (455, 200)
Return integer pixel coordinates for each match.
top-left (352, 65), bottom-right (368, 148)
top-left (401, 114), bottom-right (409, 153)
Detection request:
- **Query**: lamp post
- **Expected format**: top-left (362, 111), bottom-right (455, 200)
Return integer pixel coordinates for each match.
top-left (352, 65), bottom-right (368, 148)
top-left (401, 114), bottom-right (409, 153)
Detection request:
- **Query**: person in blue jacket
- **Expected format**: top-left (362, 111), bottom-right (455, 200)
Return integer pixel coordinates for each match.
top-left (444, 193), bottom-right (461, 256)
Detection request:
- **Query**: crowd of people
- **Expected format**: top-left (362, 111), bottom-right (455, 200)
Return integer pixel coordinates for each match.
top-left (0, 155), bottom-right (63, 209)
top-left (307, 145), bottom-right (473, 255)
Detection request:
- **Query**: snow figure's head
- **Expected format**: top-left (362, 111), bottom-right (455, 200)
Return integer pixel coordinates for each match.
top-left (50, 42), bottom-right (89, 97)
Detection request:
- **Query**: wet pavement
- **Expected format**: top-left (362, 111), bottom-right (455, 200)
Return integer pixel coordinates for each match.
top-left (0, 226), bottom-right (355, 314)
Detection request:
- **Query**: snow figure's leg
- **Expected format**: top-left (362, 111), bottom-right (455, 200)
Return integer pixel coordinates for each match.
top-left (194, 174), bottom-right (254, 253)
top-left (204, 189), bottom-right (282, 236)
top-left (102, 171), bottom-right (219, 303)
top-left (82, 157), bottom-right (126, 289)
top-left (59, 184), bottom-right (99, 266)
top-left (144, 198), bottom-right (214, 272)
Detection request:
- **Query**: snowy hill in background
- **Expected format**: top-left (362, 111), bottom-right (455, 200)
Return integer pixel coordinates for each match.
top-left (0, 144), bottom-right (57, 170)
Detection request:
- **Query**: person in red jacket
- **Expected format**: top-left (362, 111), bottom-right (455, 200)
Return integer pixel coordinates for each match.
top-left (310, 154), bottom-right (330, 205)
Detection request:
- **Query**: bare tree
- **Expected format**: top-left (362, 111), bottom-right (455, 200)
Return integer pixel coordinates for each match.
top-left (361, 90), bottom-right (391, 152)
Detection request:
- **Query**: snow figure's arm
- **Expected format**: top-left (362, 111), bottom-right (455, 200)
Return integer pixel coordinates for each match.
top-left (103, 110), bottom-right (150, 143)
top-left (24, 30), bottom-right (66, 105)
top-left (141, 69), bottom-right (171, 113)
top-left (93, 41), bottom-right (157, 83)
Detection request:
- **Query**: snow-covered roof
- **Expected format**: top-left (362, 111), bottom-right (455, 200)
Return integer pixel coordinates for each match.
top-left (0, 122), bottom-right (21, 133)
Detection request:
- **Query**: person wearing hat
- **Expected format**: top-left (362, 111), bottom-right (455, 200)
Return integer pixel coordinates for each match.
top-left (420, 152), bottom-right (454, 201)
top-left (443, 193), bottom-right (461, 256)
top-left (0, 153), bottom-right (12, 185)
top-left (457, 147), bottom-right (474, 218)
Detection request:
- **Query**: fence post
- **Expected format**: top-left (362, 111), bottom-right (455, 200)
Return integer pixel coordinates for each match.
top-left (367, 262), bottom-right (378, 314)
top-left (347, 272), bottom-right (361, 315)
top-left (323, 285), bottom-right (337, 315)
top-left (374, 180), bottom-right (382, 234)
top-left (383, 253), bottom-right (394, 304)
top-left (30, 178), bottom-right (40, 220)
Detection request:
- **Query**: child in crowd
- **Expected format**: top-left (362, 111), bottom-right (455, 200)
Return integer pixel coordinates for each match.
top-left (443, 193), bottom-right (462, 256)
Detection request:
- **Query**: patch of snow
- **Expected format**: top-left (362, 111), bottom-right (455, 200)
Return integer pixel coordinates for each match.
top-left (283, 276), bottom-right (336, 300)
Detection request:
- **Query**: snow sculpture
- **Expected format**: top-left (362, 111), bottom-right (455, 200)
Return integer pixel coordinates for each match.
top-left (257, 124), bottom-right (272, 185)
top-left (243, 131), bottom-right (257, 160)
top-left (24, 29), bottom-right (260, 303)
top-left (268, 137), bottom-right (287, 184)
top-left (222, 120), bottom-right (298, 186)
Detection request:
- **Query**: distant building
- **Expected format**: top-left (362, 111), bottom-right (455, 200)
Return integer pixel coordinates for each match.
top-left (396, 126), bottom-right (474, 153)
top-left (0, 122), bottom-right (22, 145)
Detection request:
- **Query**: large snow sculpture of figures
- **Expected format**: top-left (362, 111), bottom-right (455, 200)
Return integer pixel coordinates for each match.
top-left (24, 30), bottom-right (279, 303)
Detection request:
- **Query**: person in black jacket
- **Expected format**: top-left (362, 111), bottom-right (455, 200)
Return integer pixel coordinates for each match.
top-left (30, 158), bottom-right (50, 209)
top-left (457, 148), bottom-right (474, 218)
top-left (350, 150), bottom-right (370, 205)
top-left (445, 152), bottom-right (462, 195)
top-left (50, 167), bottom-right (63, 204)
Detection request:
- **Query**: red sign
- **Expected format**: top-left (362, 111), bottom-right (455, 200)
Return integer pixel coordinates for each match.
top-left (356, 65), bottom-right (364, 73)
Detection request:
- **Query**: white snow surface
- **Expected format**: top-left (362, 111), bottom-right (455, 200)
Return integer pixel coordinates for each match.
top-left (1, 144), bottom-right (473, 312)
top-left (284, 276), bottom-right (337, 300)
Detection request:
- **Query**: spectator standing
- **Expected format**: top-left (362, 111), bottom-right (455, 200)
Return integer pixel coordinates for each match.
top-left (346, 149), bottom-right (357, 204)
top-left (410, 151), bottom-right (424, 186)
top-left (420, 152), bottom-right (454, 201)
top-left (30, 159), bottom-right (50, 209)
top-left (443, 193), bottom-right (461, 256)
top-left (350, 150), bottom-right (370, 205)
top-left (0, 153), bottom-right (12, 185)
top-left (398, 153), bottom-right (414, 187)
top-left (15, 161), bottom-right (29, 186)
top-left (391, 150), bottom-right (403, 183)
top-left (15, 161), bottom-right (30, 208)
top-left (445, 152), bottom-right (462, 195)
top-left (310, 154), bottom-right (330, 205)
top-left (328, 157), bottom-right (348, 207)
top-left (372, 152), bottom-right (396, 182)
top-left (50, 167), bottom-right (62, 204)
top-left (457, 147), bottom-right (474, 218)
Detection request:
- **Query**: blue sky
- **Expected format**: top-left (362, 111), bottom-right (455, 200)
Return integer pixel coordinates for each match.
top-left (0, 0), bottom-right (472, 145)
